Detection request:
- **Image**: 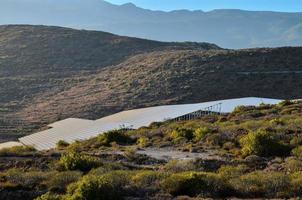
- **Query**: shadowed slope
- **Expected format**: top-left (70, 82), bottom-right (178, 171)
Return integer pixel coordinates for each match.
top-left (19, 48), bottom-right (302, 133)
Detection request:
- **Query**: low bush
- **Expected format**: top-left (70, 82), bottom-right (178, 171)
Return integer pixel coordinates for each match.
top-left (4, 169), bottom-right (50, 189)
top-left (292, 146), bottom-right (302, 159)
top-left (64, 175), bottom-right (120, 200)
top-left (46, 171), bottom-right (82, 192)
top-left (270, 118), bottom-right (285, 126)
top-left (58, 151), bottom-right (102, 171)
top-left (149, 122), bottom-right (164, 128)
top-left (232, 106), bottom-right (250, 115)
top-left (205, 133), bottom-right (226, 146)
top-left (285, 157), bottom-right (302, 173)
top-left (218, 165), bottom-right (248, 180)
top-left (164, 160), bottom-right (196, 173)
top-left (137, 137), bottom-right (150, 148)
top-left (123, 147), bottom-right (138, 161)
top-left (65, 171), bottom-right (133, 200)
top-left (240, 130), bottom-right (290, 157)
top-left (278, 100), bottom-right (294, 107)
top-left (230, 171), bottom-right (291, 198)
top-left (161, 172), bottom-right (230, 197)
top-left (35, 192), bottom-right (62, 200)
top-left (0, 145), bottom-right (36, 156)
top-left (102, 170), bottom-right (134, 189)
top-left (290, 136), bottom-right (302, 147)
top-left (132, 171), bottom-right (164, 188)
top-left (170, 128), bottom-right (194, 141)
top-left (194, 127), bottom-right (212, 141)
top-left (290, 172), bottom-right (302, 196)
top-left (0, 181), bottom-right (22, 190)
top-left (66, 141), bottom-right (82, 152)
top-left (89, 163), bottom-right (128, 176)
top-left (98, 130), bottom-right (134, 146)
top-left (56, 140), bottom-right (70, 149)
top-left (222, 141), bottom-right (236, 150)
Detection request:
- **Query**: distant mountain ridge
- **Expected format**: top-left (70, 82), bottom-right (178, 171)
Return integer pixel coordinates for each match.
top-left (0, 0), bottom-right (302, 48)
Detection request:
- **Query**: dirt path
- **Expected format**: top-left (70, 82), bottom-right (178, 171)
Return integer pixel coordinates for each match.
top-left (136, 147), bottom-right (222, 161)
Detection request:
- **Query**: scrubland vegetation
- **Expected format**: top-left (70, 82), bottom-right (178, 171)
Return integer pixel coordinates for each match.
top-left (0, 100), bottom-right (302, 199)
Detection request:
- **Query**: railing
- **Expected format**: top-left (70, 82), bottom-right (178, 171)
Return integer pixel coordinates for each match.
top-left (172, 103), bottom-right (222, 122)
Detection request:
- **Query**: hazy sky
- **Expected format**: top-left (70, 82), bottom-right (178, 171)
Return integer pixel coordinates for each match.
top-left (107, 0), bottom-right (302, 12)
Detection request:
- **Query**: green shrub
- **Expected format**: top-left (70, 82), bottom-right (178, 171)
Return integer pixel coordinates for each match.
top-left (290, 137), bottom-right (302, 147)
top-left (123, 147), bottom-right (138, 161)
top-left (205, 133), bottom-right (225, 146)
top-left (222, 141), bottom-right (236, 150)
top-left (290, 172), bottom-right (302, 196)
top-left (98, 130), bottom-right (134, 146)
top-left (161, 172), bottom-right (230, 197)
top-left (232, 106), bottom-right (248, 114)
top-left (285, 158), bottom-right (302, 173)
top-left (66, 141), bottom-right (82, 152)
top-left (194, 127), bottom-right (211, 141)
top-left (65, 171), bottom-right (133, 200)
top-left (218, 165), bottom-right (248, 180)
top-left (170, 127), bottom-right (194, 141)
top-left (59, 151), bottom-right (102, 171)
top-left (64, 175), bottom-right (120, 200)
top-left (278, 100), bottom-right (294, 107)
top-left (0, 145), bottom-right (36, 156)
top-left (35, 192), bottom-right (62, 200)
top-left (5, 169), bottom-right (50, 189)
top-left (149, 121), bottom-right (164, 128)
top-left (89, 163), bottom-right (128, 176)
top-left (131, 171), bottom-right (164, 188)
top-left (0, 181), bottom-right (22, 190)
top-left (137, 137), bottom-right (150, 148)
top-left (46, 171), bottom-right (82, 192)
top-left (164, 160), bottom-right (196, 173)
top-left (230, 171), bottom-right (291, 198)
top-left (56, 140), bottom-right (70, 149)
top-left (102, 170), bottom-right (134, 188)
top-left (240, 130), bottom-right (290, 157)
top-left (270, 118), bottom-right (285, 126)
top-left (292, 146), bottom-right (302, 159)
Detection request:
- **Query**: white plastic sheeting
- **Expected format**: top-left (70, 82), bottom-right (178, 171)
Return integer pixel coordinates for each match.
top-left (0, 141), bottom-right (24, 149)
top-left (47, 118), bottom-right (94, 128)
top-left (18, 97), bottom-right (282, 150)
top-left (19, 118), bottom-right (95, 150)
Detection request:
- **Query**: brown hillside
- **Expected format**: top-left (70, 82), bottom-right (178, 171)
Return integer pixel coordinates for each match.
top-left (0, 25), bottom-right (219, 140)
top-left (17, 48), bottom-right (302, 138)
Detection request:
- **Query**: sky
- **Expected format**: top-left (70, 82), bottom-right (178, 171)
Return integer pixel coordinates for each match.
top-left (107, 0), bottom-right (302, 12)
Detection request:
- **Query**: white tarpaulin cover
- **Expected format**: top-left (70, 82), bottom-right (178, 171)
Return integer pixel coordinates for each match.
top-left (0, 141), bottom-right (24, 149)
top-left (18, 97), bottom-right (282, 150)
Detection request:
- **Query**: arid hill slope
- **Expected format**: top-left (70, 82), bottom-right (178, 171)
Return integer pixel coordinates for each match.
top-left (19, 48), bottom-right (302, 133)
top-left (0, 25), bottom-right (218, 104)
top-left (0, 25), bottom-right (219, 140)
top-left (0, 25), bottom-right (302, 141)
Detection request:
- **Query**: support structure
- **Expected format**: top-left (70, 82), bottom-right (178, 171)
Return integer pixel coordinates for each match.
top-left (172, 103), bottom-right (222, 122)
